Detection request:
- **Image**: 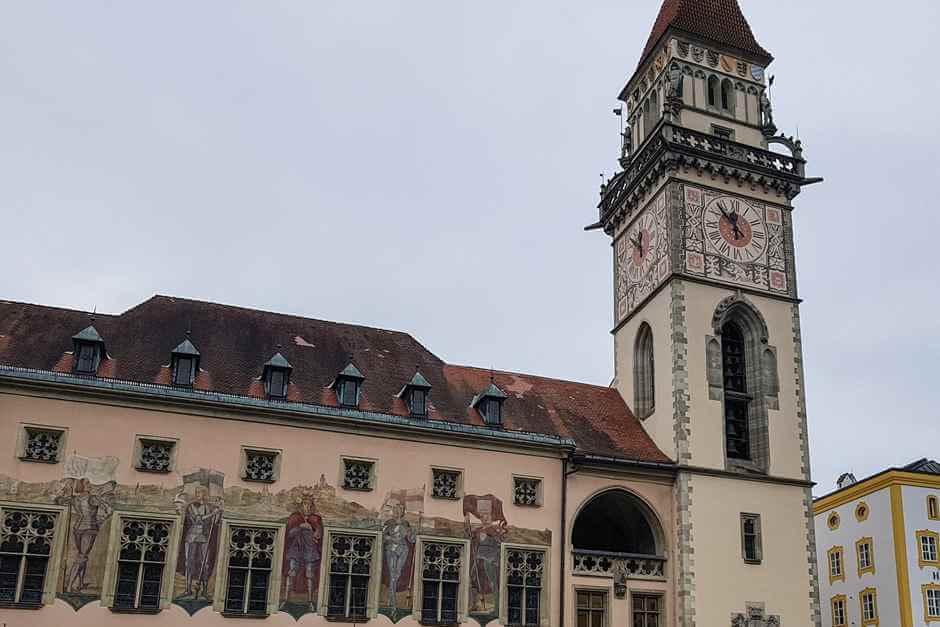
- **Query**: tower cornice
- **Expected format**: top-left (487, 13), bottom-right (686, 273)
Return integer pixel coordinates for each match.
top-left (589, 121), bottom-right (820, 235)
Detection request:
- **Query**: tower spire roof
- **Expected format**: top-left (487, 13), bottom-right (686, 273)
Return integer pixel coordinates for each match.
top-left (638, 0), bottom-right (772, 69)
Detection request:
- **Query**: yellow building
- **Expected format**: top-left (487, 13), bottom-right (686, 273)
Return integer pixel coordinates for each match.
top-left (814, 460), bottom-right (940, 627)
top-left (0, 1), bottom-right (823, 626)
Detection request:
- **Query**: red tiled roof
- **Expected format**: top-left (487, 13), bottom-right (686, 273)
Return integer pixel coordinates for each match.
top-left (637, 0), bottom-right (772, 71)
top-left (0, 296), bottom-right (670, 464)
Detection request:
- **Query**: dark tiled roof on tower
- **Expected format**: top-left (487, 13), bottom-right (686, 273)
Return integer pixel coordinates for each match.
top-left (638, 0), bottom-right (773, 70)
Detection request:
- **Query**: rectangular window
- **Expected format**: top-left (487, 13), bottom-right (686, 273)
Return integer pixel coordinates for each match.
top-left (740, 513), bottom-right (762, 563)
top-left (632, 593), bottom-right (663, 627)
top-left (410, 389), bottom-right (427, 416)
top-left (831, 596), bottom-right (847, 627)
top-left (920, 531), bottom-right (940, 568)
top-left (173, 357), bottom-right (193, 385)
top-left (506, 549), bottom-right (544, 627)
top-left (929, 496), bottom-right (939, 521)
top-left (242, 448), bottom-right (280, 483)
top-left (927, 586), bottom-right (940, 618)
top-left (76, 343), bottom-right (97, 373)
top-left (268, 370), bottom-right (287, 398)
top-left (856, 537), bottom-right (874, 577)
top-left (576, 590), bottom-right (607, 627)
top-left (340, 380), bottom-right (359, 407)
top-left (421, 542), bottom-right (462, 625)
top-left (828, 547), bottom-right (845, 584)
top-left (0, 508), bottom-right (58, 607)
top-left (512, 477), bottom-right (541, 507)
top-left (326, 533), bottom-right (375, 621)
top-left (223, 526), bottom-right (276, 617)
top-left (20, 426), bottom-right (65, 464)
top-left (860, 589), bottom-right (877, 625)
top-left (711, 125), bottom-right (734, 141)
top-left (342, 459), bottom-right (374, 491)
top-left (135, 438), bottom-right (175, 473)
top-left (431, 469), bottom-right (461, 500)
top-left (724, 398), bottom-right (750, 460)
top-left (113, 518), bottom-right (172, 612)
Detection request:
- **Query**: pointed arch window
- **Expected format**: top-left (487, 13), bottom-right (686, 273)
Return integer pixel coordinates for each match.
top-left (634, 323), bottom-right (655, 419)
top-left (722, 321), bottom-right (751, 460)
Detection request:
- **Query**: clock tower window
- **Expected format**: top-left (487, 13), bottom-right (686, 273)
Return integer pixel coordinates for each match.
top-left (722, 322), bottom-right (751, 460)
top-left (634, 323), bottom-right (655, 419)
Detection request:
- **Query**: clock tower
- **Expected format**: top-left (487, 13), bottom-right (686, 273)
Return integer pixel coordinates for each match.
top-left (590, 1), bottom-right (823, 625)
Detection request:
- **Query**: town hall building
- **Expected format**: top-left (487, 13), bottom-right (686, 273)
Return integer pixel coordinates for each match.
top-left (0, 1), bottom-right (822, 625)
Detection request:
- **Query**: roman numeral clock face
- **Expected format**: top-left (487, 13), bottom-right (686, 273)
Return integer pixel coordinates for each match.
top-left (682, 186), bottom-right (790, 295)
top-left (703, 197), bottom-right (766, 262)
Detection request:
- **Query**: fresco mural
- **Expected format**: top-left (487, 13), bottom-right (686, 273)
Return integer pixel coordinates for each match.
top-left (0, 462), bottom-right (550, 623)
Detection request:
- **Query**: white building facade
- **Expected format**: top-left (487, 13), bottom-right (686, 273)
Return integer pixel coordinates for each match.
top-left (814, 460), bottom-right (940, 627)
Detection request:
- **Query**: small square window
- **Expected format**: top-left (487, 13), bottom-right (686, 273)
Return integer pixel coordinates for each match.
top-left (512, 477), bottom-right (541, 507)
top-left (711, 124), bottom-right (734, 141)
top-left (135, 437), bottom-right (176, 474)
top-left (19, 426), bottom-right (66, 464)
top-left (241, 448), bottom-right (280, 483)
top-left (343, 458), bottom-right (375, 491)
top-left (632, 593), bottom-right (663, 627)
top-left (741, 513), bottom-right (762, 563)
top-left (431, 469), bottom-right (461, 500)
top-left (576, 590), bottom-right (607, 627)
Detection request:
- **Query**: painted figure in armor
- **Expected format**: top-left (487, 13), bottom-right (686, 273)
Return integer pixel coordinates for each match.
top-left (177, 483), bottom-right (223, 599)
top-left (282, 488), bottom-right (323, 611)
top-left (56, 476), bottom-right (115, 592)
top-left (463, 494), bottom-right (508, 613)
top-left (382, 502), bottom-right (415, 608)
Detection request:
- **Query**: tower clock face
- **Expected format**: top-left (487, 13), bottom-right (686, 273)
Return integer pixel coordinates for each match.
top-left (703, 196), bottom-right (767, 263)
top-left (625, 210), bottom-right (659, 282)
top-left (682, 185), bottom-right (790, 295)
top-left (614, 190), bottom-right (670, 323)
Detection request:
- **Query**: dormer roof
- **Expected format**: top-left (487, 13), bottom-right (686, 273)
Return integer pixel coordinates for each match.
top-left (264, 352), bottom-right (292, 370)
top-left (73, 325), bottom-right (104, 345)
top-left (171, 338), bottom-right (200, 357)
top-left (471, 382), bottom-right (508, 407)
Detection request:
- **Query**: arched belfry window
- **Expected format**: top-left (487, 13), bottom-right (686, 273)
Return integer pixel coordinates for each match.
top-left (721, 321), bottom-right (750, 460)
top-left (634, 323), bottom-right (655, 419)
top-left (721, 78), bottom-right (735, 114)
top-left (710, 295), bottom-right (776, 473)
top-left (707, 75), bottom-right (720, 108)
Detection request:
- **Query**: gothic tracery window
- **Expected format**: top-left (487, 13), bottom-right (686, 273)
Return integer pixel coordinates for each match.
top-left (326, 533), bottom-right (375, 621)
top-left (0, 508), bottom-right (57, 606)
top-left (420, 542), bottom-right (462, 625)
top-left (506, 549), bottom-right (544, 627)
top-left (113, 518), bottom-right (171, 611)
top-left (21, 427), bottom-right (64, 463)
top-left (223, 526), bottom-right (276, 616)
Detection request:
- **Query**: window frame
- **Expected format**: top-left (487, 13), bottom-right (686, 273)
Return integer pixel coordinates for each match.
top-left (499, 542), bottom-right (550, 627)
top-left (340, 456), bottom-right (376, 492)
top-left (172, 355), bottom-right (196, 387)
top-left (0, 501), bottom-right (67, 609)
top-left (917, 530), bottom-right (940, 569)
top-left (575, 587), bottom-right (609, 627)
top-left (512, 475), bottom-right (543, 508)
top-left (16, 423), bottom-right (67, 464)
top-left (831, 594), bottom-right (848, 627)
top-left (412, 535), bottom-right (471, 625)
top-left (100, 510), bottom-right (183, 612)
top-left (430, 467), bottom-right (463, 501)
top-left (633, 322), bottom-right (655, 420)
top-left (239, 446), bottom-right (282, 484)
top-left (855, 501), bottom-right (870, 522)
top-left (859, 587), bottom-right (878, 626)
top-left (630, 591), bottom-right (665, 627)
top-left (740, 513), bottom-right (763, 564)
top-left (856, 537), bottom-right (875, 578)
top-left (928, 495), bottom-right (939, 521)
top-left (924, 583), bottom-right (940, 623)
top-left (211, 518), bottom-right (285, 618)
top-left (132, 435), bottom-right (178, 474)
top-left (827, 512), bottom-right (841, 531)
top-left (317, 527), bottom-right (383, 622)
top-left (74, 341), bottom-right (100, 374)
top-left (827, 546), bottom-right (845, 585)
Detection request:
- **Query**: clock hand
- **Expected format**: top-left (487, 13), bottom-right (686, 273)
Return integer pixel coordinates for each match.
top-left (717, 201), bottom-right (732, 221)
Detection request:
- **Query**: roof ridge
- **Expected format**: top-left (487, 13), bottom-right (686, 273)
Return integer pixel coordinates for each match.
top-left (0, 299), bottom-right (113, 318)
top-left (446, 363), bottom-right (617, 392)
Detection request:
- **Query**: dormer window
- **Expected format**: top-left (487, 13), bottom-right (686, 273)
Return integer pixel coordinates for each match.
top-left (472, 382), bottom-right (507, 427)
top-left (262, 353), bottom-right (292, 399)
top-left (170, 338), bottom-right (200, 387)
top-left (333, 363), bottom-right (364, 408)
top-left (72, 326), bottom-right (105, 375)
top-left (399, 372), bottom-right (432, 418)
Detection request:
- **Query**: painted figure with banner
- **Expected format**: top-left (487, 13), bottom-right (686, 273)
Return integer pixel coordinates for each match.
top-left (381, 488), bottom-right (422, 613)
top-left (463, 494), bottom-right (508, 613)
top-left (55, 455), bottom-right (118, 593)
top-left (175, 468), bottom-right (224, 600)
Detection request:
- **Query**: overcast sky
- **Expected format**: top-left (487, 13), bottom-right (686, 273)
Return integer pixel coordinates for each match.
top-left (2, 1), bottom-right (938, 495)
